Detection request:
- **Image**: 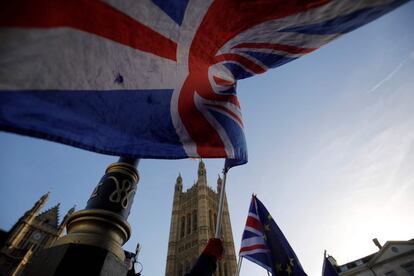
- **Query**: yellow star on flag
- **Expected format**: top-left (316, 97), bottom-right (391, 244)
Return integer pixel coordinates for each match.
top-left (286, 264), bottom-right (293, 275)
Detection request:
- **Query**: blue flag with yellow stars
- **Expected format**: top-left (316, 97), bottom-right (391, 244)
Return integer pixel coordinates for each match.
top-left (240, 195), bottom-right (307, 275)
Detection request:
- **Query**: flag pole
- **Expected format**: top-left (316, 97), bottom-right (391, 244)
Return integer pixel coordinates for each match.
top-left (236, 256), bottom-right (243, 276)
top-left (215, 166), bottom-right (228, 238)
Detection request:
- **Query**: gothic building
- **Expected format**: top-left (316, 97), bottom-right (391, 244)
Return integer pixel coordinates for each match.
top-left (165, 160), bottom-right (237, 276)
top-left (0, 192), bottom-right (75, 276)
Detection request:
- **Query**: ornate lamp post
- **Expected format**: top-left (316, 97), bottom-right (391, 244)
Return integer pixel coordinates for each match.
top-left (26, 157), bottom-right (139, 276)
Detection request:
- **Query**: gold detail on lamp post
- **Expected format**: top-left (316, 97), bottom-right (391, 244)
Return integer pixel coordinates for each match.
top-left (108, 176), bottom-right (135, 209)
top-left (53, 209), bottom-right (131, 260)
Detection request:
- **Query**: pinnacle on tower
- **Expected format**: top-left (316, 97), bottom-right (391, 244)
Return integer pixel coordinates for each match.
top-left (58, 205), bottom-right (76, 233)
top-left (175, 173), bottom-right (183, 191)
top-left (198, 159), bottom-right (206, 180)
top-left (36, 191), bottom-right (50, 208)
top-left (217, 174), bottom-right (223, 192)
top-left (4, 192), bottom-right (51, 250)
top-left (199, 158), bottom-right (205, 168)
top-left (27, 192), bottom-right (50, 219)
top-left (40, 191), bottom-right (50, 201)
top-left (67, 205), bottom-right (76, 215)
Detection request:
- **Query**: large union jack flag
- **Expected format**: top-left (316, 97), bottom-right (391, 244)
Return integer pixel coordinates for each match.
top-left (0, 0), bottom-right (407, 165)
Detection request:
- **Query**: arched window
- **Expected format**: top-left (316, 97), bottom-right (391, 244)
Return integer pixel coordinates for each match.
top-left (193, 210), bottom-right (197, 231)
top-left (180, 216), bottom-right (185, 238)
top-left (187, 213), bottom-right (191, 234)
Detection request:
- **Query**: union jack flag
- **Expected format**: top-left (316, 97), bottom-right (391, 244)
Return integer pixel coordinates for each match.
top-left (240, 195), bottom-right (307, 275)
top-left (0, 0), bottom-right (407, 166)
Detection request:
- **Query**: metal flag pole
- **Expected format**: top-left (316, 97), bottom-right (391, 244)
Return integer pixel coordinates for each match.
top-left (215, 166), bottom-right (228, 238)
top-left (235, 256), bottom-right (243, 276)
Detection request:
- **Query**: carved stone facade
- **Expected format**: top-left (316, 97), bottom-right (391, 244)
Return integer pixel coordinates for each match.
top-left (165, 161), bottom-right (237, 276)
top-left (0, 193), bottom-right (74, 276)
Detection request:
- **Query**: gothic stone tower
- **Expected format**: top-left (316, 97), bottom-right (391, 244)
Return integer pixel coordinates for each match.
top-left (0, 192), bottom-right (75, 276)
top-left (165, 161), bottom-right (237, 276)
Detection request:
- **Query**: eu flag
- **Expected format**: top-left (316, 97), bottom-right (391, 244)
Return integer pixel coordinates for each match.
top-left (240, 195), bottom-right (307, 275)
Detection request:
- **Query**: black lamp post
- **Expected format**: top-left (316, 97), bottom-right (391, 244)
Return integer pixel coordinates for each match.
top-left (25, 157), bottom-right (140, 276)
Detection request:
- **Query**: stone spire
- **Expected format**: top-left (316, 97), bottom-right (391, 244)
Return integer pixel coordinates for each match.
top-left (6, 192), bottom-right (50, 249)
top-left (28, 192), bottom-right (50, 222)
top-left (217, 174), bottom-right (223, 193)
top-left (197, 159), bottom-right (206, 184)
top-left (57, 205), bottom-right (76, 237)
top-left (175, 173), bottom-right (183, 192)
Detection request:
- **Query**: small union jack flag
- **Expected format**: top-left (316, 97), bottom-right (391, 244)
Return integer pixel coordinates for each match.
top-left (240, 195), bottom-right (307, 275)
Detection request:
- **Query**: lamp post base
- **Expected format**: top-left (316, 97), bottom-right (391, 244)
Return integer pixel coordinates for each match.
top-left (24, 243), bottom-right (128, 276)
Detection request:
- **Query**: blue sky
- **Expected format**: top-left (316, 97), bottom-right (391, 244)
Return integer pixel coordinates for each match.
top-left (1, 2), bottom-right (413, 275)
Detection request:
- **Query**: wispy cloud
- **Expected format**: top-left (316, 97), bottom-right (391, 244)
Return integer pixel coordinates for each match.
top-left (368, 58), bottom-right (408, 93)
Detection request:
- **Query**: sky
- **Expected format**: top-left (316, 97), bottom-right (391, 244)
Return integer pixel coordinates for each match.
top-left (1, 2), bottom-right (414, 276)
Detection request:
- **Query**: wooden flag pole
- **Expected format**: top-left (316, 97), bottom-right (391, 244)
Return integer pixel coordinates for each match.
top-left (236, 256), bottom-right (243, 276)
top-left (215, 167), bottom-right (228, 238)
